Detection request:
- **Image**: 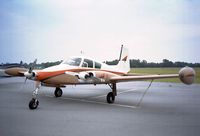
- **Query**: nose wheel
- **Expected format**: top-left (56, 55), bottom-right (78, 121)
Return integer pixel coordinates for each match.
top-left (54, 87), bottom-right (63, 97)
top-left (29, 98), bottom-right (39, 109)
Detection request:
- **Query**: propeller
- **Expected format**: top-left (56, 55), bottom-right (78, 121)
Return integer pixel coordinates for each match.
top-left (24, 59), bottom-right (37, 82)
top-left (20, 59), bottom-right (37, 91)
top-left (28, 59), bottom-right (37, 73)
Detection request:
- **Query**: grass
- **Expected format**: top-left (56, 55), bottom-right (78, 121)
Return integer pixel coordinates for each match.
top-left (129, 67), bottom-right (200, 84)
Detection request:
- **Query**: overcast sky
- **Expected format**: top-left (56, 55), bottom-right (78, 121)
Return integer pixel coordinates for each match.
top-left (0, 0), bottom-right (200, 63)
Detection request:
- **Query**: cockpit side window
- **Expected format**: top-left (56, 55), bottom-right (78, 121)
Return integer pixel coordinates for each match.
top-left (62, 58), bottom-right (82, 66)
top-left (95, 62), bottom-right (101, 69)
top-left (82, 62), bottom-right (88, 67)
top-left (82, 59), bottom-right (93, 68)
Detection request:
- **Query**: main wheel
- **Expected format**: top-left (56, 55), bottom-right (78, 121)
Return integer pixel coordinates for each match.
top-left (29, 98), bottom-right (39, 110)
top-left (54, 87), bottom-right (63, 97)
top-left (107, 92), bottom-right (115, 104)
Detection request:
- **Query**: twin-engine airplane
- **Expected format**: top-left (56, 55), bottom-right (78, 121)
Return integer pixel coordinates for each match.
top-left (5, 46), bottom-right (196, 110)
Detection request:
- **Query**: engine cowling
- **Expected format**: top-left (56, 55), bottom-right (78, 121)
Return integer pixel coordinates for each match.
top-left (179, 66), bottom-right (196, 85)
top-left (78, 72), bottom-right (95, 80)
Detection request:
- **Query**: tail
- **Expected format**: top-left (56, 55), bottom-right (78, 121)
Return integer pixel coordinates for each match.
top-left (115, 45), bottom-right (130, 74)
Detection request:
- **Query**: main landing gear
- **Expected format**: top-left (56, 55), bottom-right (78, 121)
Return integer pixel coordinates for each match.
top-left (106, 83), bottom-right (117, 104)
top-left (54, 87), bottom-right (63, 97)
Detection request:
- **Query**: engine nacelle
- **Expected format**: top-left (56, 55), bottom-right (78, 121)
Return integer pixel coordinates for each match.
top-left (78, 72), bottom-right (95, 80)
top-left (179, 66), bottom-right (196, 85)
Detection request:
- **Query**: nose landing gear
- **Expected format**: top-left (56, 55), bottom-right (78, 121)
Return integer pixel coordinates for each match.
top-left (28, 81), bottom-right (40, 110)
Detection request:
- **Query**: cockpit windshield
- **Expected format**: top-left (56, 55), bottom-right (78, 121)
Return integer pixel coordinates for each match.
top-left (62, 57), bottom-right (82, 66)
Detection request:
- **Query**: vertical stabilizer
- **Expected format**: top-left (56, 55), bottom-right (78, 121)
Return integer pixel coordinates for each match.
top-left (116, 45), bottom-right (130, 74)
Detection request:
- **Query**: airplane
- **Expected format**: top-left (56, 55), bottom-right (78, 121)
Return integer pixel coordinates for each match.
top-left (4, 45), bottom-right (196, 110)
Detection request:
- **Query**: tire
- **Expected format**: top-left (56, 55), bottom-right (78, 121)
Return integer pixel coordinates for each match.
top-left (54, 88), bottom-right (63, 97)
top-left (107, 92), bottom-right (115, 104)
top-left (29, 98), bottom-right (39, 110)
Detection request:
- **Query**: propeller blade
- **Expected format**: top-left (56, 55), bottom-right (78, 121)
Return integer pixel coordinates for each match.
top-left (28, 59), bottom-right (37, 73)
top-left (19, 77), bottom-right (28, 91)
top-left (25, 77), bottom-right (28, 83)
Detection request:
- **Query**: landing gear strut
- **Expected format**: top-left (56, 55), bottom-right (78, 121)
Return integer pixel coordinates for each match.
top-left (107, 83), bottom-right (117, 104)
top-left (29, 82), bottom-right (40, 110)
top-left (54, 87), bottom-right (63, 97)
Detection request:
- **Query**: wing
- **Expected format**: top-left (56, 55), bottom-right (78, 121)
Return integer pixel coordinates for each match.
top-left (110, 66), bottom-right (196, 85)
top-left (110, 74), bottom-right (178, 83)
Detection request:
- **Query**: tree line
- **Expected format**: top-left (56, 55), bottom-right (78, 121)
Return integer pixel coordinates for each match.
top-left (105, 59), bottom-right (200, 68)
top-left (2, 59), bottom-right (200, 69)
top-left (20, 61), bottom-right (62, 69)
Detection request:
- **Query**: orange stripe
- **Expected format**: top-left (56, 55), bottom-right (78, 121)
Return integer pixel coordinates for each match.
top-left (36, 68), bottom-right (125, 81)
top-left (36, 70), bottom-right (66, 81)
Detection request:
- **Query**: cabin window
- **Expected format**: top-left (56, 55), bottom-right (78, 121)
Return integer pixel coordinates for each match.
top-left (62, 58), bottom-right (82, 66)
top-left (82, 59), bottom-right (93, 68)
top-left (95, 62), bottom-right (101, 69)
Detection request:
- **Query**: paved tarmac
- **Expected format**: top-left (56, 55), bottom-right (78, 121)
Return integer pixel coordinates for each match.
top-left (0, 77), bottom-right (200, 136)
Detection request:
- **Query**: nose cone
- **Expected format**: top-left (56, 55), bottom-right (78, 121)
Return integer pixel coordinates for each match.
top-left (179, 66), bottom-right (196, 85)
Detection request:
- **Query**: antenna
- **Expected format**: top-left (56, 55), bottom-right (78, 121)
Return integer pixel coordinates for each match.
top-left (80, 50), bottom-right (84, 55)
top-left (119, 45), bottom-right (123, 61)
